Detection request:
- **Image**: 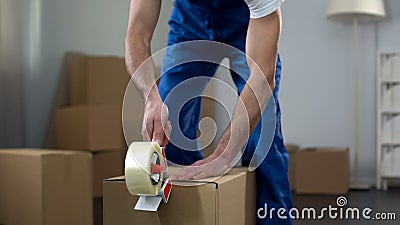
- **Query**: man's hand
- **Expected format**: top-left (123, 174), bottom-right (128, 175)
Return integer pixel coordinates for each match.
top-left (173, 9), bottom-right (282, 180)
top-left (172, 151), bottom-right (234, 180)
top-left (142, 97), bottom-right (172, 147)
top-left (125, 0), bottom-right (166, 145)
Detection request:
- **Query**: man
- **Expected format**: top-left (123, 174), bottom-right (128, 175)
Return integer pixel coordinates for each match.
top-left (125, 0), bottom-right (292, 224)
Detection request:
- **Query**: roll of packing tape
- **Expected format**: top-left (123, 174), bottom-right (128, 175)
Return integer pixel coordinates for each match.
top-left (125, 142), bottom-right (165, 196)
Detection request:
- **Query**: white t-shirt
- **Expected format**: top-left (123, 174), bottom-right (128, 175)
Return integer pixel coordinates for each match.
top-left (244, 0), bottom-right (284, 18)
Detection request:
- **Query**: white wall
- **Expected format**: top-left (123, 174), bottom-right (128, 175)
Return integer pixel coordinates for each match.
top-left (279, 0), bottom-right (400, 185)
top-left (378, 0), bottom-right (400, 51)
top-left (23, 0), bottom-right (173, 147)
top-left (213, 0), bottom-right (400, 185)
top-left (0, 0), bottom-right (24, 147)
top-left (22, 0), bottom-right (400, 185)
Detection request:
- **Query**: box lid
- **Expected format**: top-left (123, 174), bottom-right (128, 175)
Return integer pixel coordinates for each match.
top-left (103, 167), bottom-right (254, 225)
top-left (105, 169), bottom-right (247, 189)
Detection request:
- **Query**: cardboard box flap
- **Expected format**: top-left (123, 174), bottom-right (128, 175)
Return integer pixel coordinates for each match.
top-left (168, 172), bottom-right (246, 189)
top-left (106, 169), bottom-right (248, 190)
top-left (103, 167), bottom-right (256, 225)
top-left (105, 176), bottom-right (125, 181)
top-left (167, 166), bottom-right (247, 184)
top-left (104, 175), bottom-right (217, 186)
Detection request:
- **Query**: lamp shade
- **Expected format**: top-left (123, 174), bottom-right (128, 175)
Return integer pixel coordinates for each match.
top-left (327, 0), bottom-right (386, 22)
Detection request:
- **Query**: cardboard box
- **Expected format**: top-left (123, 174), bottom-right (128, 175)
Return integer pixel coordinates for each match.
top-left (285, 144), bottom-right (299, 191)
top-left (0, 149), bottom-right (92, 225)
top-left (103, 168), bottom-right (256, 225)
top-left (295, 147), bottom-right (349, 195)
top-left (56, 105), bottom-right (123, 151)
top-left (93, 151), bottom-right (124, 198)
top-left (69, 56), bottom-right (130, 105)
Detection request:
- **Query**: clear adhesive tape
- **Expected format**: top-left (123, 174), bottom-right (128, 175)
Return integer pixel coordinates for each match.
top-left (125, 142), bottom-right (164, 196)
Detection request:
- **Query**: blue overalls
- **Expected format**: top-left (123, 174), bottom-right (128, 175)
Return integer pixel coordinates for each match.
top-left (158, 0), bottom-right (293, 224)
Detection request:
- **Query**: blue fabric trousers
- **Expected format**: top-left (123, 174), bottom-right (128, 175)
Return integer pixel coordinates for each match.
top-left (158, 1), bottom-right (293, 224)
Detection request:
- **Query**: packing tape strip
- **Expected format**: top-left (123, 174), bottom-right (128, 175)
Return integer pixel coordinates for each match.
top-left (125, 142), bottom-right (165, 196)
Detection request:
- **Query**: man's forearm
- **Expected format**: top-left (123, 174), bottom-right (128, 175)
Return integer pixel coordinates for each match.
top-left (215, 9), bottom-right (281, 159)
top-left (215, 70), bottom-right (275, 159)
top-left (125, 36), bottom-right (161, 103)
top-left (125, 0), bottom-right (161, 103)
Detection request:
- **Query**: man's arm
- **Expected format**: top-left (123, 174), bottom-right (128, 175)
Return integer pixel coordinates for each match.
top-left (216, 9), bottom-right (282, 161)
top-left (174, 8), bottom-right (282, 180)
top-left (125, 0), bottom-right (171, 146)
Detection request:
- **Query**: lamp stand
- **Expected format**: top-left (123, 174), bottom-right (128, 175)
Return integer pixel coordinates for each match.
top-left (350, 17), bottom-right (371, 190)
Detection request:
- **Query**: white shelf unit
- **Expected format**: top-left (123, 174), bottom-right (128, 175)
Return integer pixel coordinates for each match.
top-left (377, 52), bottom-right (400, 190)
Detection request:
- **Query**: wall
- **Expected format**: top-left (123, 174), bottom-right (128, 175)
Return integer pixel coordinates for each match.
top-left (23, 0), bottom-right (173, 147)
top-left (279, 0), bottom-right (400, 185)
top-left (378, 0), bottom-right (400, 51)
top-left (22, 0), bottom-right (400, 185)
top-left (0, 0), bottom-right (24, 147)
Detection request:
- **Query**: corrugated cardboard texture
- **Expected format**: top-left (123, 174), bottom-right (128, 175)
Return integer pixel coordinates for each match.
top-left (69, 56), bottom-right (130, 105)
top-left (295, 148), bottom-right (349, 195)
top-left (0, 149), bottom-right (93, 225)
top-left (103, 168), bottom-right (256, 225)
top-left (56, 105), bottom-right (122, 151)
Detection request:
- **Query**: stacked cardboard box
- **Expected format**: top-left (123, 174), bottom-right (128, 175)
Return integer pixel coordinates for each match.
top-left (55, 56), bottom-right (143, 199)
top-left (294, 147), bottom-right (350, 195)
top-left (0, 149), bottom-right (93, 225)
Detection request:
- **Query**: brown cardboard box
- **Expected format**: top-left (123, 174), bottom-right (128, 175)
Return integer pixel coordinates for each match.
top-left (0, 149), bottom-right (92, 225)
top-left (295, 147), bottom-right (349, 195)
top-left (56, 105), bottom-right (122, 151)
top-left (285, 144), bottom-right (299, 191)
top-left (69, 56), bottom-right (130, 105)
top-left (103, 168), bottom-right (256, 225)
top-left (93, 151), bottom-right (124, 198)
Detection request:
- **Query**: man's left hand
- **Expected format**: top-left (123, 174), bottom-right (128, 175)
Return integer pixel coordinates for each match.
top-left (172, 151), bottom-right (234, 180)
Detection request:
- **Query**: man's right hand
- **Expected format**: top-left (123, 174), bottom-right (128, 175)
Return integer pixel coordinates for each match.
top-left (125, 0), bottom-right (165, 146)
top-left (142, 97), bottom-right (172, 147)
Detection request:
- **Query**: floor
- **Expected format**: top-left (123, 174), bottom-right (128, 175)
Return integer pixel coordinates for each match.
top-left (96, 188), bottom-right (399, 225)
top-left (292, 188), bottom-right (400, 225)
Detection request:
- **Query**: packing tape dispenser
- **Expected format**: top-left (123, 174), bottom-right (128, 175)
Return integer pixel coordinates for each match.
top-left (125, 142), bottom-right (172, 211)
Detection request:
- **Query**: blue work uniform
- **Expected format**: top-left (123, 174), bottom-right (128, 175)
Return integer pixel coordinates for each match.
top-left (158, 0), bottom-right (293, 224)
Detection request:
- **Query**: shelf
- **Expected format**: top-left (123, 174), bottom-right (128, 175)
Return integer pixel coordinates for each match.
top-left (382, 174), bottom-right (400, 179)
top-left (381, 80), bottom-right (400, 84)
top-left (381, 109), bottom-right (400, 114)
top-left (377, 52), bottom-right (400, 190)
top-left (381, 141), bottom-right (400, 146)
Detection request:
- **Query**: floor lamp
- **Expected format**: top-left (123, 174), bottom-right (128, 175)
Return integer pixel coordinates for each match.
top-left (327, 0), bottom-right (386, 190)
